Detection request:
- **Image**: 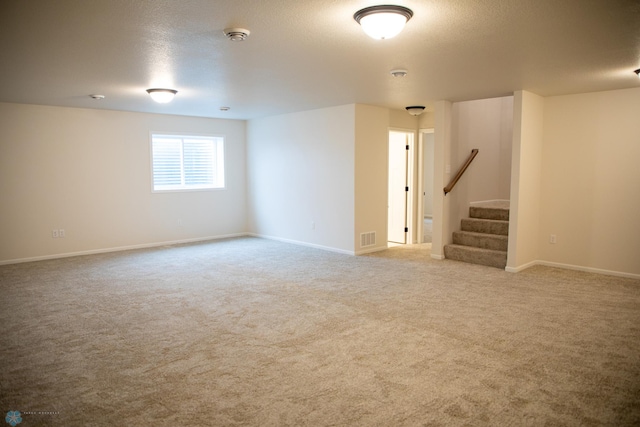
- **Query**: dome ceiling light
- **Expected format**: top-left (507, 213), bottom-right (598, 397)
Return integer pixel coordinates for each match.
top-left (354, 5), bottom-right (413, 40)
top-left (390, 69), bottom-right (408, 77)
top-left (635, 69), bottom-right (640, 78)
top-left (406, 106), bottom-right (425, 116)
top-left (146, 88), bottom-right (177, 103)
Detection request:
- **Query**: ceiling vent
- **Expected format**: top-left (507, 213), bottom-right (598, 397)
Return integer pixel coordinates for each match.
top-left (224, 28), bottom-right (250, 41)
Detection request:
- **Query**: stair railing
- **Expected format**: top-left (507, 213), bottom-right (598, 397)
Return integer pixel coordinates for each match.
top-left (444, 149), bottom-right (479, 195)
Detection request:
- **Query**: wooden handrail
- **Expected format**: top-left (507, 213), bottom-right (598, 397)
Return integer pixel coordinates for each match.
top-left (444, 149), bottom-right (479, 195)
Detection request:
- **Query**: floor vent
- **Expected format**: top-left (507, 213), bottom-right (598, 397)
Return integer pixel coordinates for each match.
top-left (360, 231), bottom-right (376, 247)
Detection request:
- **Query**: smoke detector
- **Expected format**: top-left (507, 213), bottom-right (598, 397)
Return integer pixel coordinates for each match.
top-left (224, 28), bottom-right (250, 41)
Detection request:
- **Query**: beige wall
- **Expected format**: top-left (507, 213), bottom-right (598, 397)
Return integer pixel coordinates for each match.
top-left (422, 132), bottom-right (435, 217)
top-left (354, 105), bottom-right (390, 254)
top-left (0, 103), bottom-right (247, 263)
top-left (246, 104), bottom-right (356, 253)
top-left (389, 108), bottom-right (418, 130)
top-left (419, 112), bottom-right (435, 129)
top-left (507, 91), bottom-right (544, 271)
top-left (431, 100), bottom-right (453, 259)
top-left (538, 88), bottom-right (640, 276)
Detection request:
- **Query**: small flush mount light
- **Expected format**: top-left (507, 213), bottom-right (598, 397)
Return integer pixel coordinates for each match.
top-left (354, 5), bottom-right (413, 40)
top-left (89, 94), bottom-right (105, 100)
top-left (146, 88), bottom-right (178, 103)
top-left (406, 106), bottom-right (425, 116)
top-left (220, 106), bottom-right (230, 111)
top-left (390, 69), bottom-right (408, 77)
top-left (224, 28), bottom-right (250, 41)
top-left (635, 69), bottom-right (640, 78)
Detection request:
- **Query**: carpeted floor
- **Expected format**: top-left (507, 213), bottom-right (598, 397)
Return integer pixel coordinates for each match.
top-left (424, 218), bottom-right (433, 243)
top-left (1, 237), bottom-right (639, 426)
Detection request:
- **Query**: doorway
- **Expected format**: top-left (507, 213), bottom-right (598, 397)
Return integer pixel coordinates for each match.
top-left (388, 130), bottom-right (415, 245)
top-left (417, 129), bottom-right (435, 244)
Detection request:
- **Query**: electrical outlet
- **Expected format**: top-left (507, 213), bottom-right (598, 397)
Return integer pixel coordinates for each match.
top-left (52, 229), bottom-right (59, 238)
top-left (549, 234), bottom-right (556, 244)
top-left (59, 229), bottom-right (65, 238)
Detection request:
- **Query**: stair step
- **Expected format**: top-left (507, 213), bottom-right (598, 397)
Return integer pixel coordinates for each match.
top-left (444, 244), bottom-right (507, 269)
top-left (469, 206), bottom-right (509, 221)
top-left (461, 218), bottom-right (509, 236)
top-left (453, 231), bottom-right (508, 251)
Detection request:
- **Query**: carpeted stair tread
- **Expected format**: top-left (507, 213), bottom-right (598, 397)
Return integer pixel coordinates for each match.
top-left (469, 206), bottom-right (509, 221)
top-left (453, 230), bottom-right (508, 251)
top-left (461, 218), bottom-right (509, 236)
top-left (448, 202), bottom-right (510, 269)
top-left (444, 244), bottom-right (507, 269)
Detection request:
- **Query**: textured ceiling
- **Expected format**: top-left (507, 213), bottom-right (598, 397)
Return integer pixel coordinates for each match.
top-left (1, 0), bottom-right (639, 119)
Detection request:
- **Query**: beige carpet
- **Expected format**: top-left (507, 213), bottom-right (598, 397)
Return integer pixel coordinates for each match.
top-left (423, 218), bottom-right (433, 244)
top-left (1, 237), bottom-right (639, 426)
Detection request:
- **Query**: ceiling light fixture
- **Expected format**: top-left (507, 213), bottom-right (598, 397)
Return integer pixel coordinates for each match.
top-left (390, 69), bottom-right (408, 77)
top-left (224, 28), bottom-right (250, 41)
top-left (146, 88), bottom-right (177, 103)
top-left (635, 69), bottom-right (640, 78)
top-left (354, 5), bottom-right (413, 40)
top-left (89, 94), bottom-right (105, 100)
top-left (406, 106), bottom-right (425, 116)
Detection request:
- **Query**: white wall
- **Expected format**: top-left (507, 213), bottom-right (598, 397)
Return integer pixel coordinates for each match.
top-left (538, 88), bottom-right (640, 276)
top-left (246, 105), bottom-right (356, 253)
top-left (0, 103), bottom-right (247, 263)
top-left (507, 91), bottom-right (544, 271)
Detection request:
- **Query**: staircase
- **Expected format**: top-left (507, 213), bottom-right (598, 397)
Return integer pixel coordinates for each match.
top-left (444, 201), bottom-right (509, 269)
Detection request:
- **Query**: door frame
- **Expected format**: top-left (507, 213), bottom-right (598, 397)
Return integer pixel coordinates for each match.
top-left (388, 128), bottom-right (416, 245)
top-left (416, 128), bottom-right (434, 243)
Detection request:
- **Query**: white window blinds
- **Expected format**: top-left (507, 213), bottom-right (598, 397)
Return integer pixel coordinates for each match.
top-left (151, 134), bottom-right (224, 192)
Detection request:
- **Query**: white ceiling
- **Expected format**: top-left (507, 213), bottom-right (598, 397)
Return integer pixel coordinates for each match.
top-left (1, 0), bottom-right (639, 120)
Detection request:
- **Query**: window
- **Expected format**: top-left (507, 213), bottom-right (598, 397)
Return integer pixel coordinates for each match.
top-left (151, 134), bottom-right (224, 192)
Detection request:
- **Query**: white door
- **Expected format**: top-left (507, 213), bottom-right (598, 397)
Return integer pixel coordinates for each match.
top-left (388, 131), bottom-right (408, 244)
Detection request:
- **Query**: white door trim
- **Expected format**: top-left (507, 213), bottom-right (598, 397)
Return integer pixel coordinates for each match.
top-left (418, 128), bottom-right (434, 244)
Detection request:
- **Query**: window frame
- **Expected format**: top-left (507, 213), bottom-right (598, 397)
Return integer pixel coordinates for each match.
top-left (149, 132), bottom-right (226, 193)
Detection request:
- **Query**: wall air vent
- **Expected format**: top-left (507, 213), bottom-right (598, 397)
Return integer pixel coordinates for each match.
top-left (360, 231), bottom-right (376, 247)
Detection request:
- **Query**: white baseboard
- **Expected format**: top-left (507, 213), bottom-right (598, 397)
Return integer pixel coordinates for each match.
top-left (431, 253), bottom-right (445, 260)
top-left (506, 259), bottom-right (640, 279)
top-left (505, 260), bottom-right (538, 273)
top-left (248, 233), bottom-right (355, 256)
top-left (355, 246), bottom-right (389, 255)
top-left (536, 260), bottom-right (640, 280)
top-left (0, 233), bottom-right (249, 265)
